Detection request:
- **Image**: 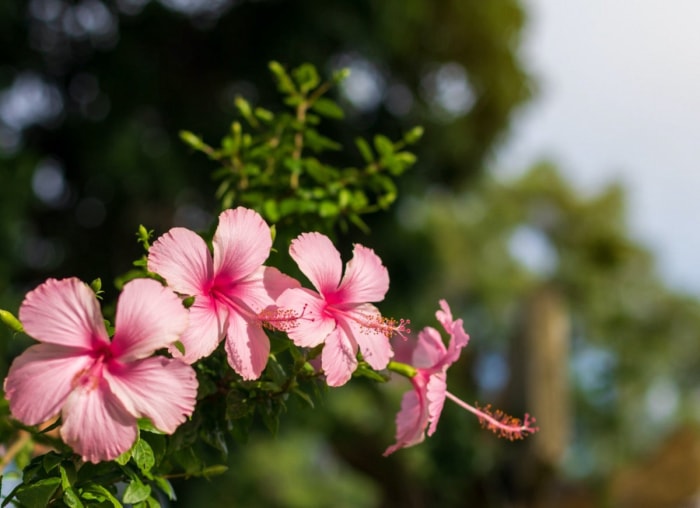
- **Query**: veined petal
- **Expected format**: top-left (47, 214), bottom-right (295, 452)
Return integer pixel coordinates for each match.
top-left (60, 382), bottom-right (137, 463)
top-left (289, 233), bottom-right (342, 296)
top-left (111, 279), bottom-right (189, 361)
top-left (213, 208), bottom-right (272, 282)
top-left (276, 288), bottom-right (335, 348)
top-left (426, 372), bottom-right (448, 436)
top-left (341, 305), bottom-right (393, 371)
top-left (321, 327), bottom-right (358, 387)
top-left (337, 244), bottom-right (389, 304)
top-left (147, 227), bottom-right (213, 296)
top-left (19, 278), bottom-right (108, 349)
top-left (412, 326), bottom-right (447, 370)
top-left (173, 297), bottom-right (227, 363)
top-left (383, 388), bottom-right (426, 456)
top-left (104, 356), bottom-right (197, 434)
top-left (4, 344), bottom-right (93, 426)
top-left (224, 312), bottom-right (270, 380)
top-left (231, 266), bottom-right (301, 312)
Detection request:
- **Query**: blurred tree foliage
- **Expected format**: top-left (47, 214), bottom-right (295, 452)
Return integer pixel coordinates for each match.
top-left (6, 1), bottom-right (699, 507)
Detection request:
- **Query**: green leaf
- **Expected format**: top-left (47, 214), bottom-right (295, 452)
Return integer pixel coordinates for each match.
top-left (332, 68), bottom-right (351, 83)
top-left (63, 487), bottom-right (84, 508)
top-left (262, 199), bottom-right (280, 223)
top-left (133, 438), bottom-right (155, 475)
top-left (89, 278), bottom-right (103, 298)
top-left (200, 465), bottom-right (228, 478)
top-left (58, 462), bottom-right (77, 490)
top-left (235, 96), bottom-right (257, 127)
top-left (403, 125), bottom-right (424, 144)
top-left (269, 61), bottom-right (296, 95)
top-left (355, 137), bottom-right (373, 164)
top-left (254, 107), bottom-right (274, 122)
top-left (292, 63), bottom-right (320, 93)
top-left (81, 484), bottom-right (123, 507)
top-left (374, 135), bottom-right (394, 157)
top-left (41, 452), bottom-right (63, 473)
top-left (311, 98), bottom-right (344, 119)
top-left (122, 479), bottom-right (151, 505)
top-left (179, 131), bottom-right (207, 151)
top-left (304, 130), bottom-right (341, 152)
top-left (13, 477), bottom-right (61, 508)
top-left (137, 418), bottom-right (165, 435)
top-left (152, 477), bottom-right (176, 501)
top-left (319, 201), bottom-right (339, 218)
top-left (292, 388), bottom-right (315, 409)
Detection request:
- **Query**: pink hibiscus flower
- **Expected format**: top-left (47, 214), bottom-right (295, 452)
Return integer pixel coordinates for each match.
top-left (4, 277), bottom-right (197, 463)
top-left (147, 207), bottom-right (298, 379)
top-left (275, 232), bottom-right (406, 387)
top-left (384, 300), bottom-right (537, 456)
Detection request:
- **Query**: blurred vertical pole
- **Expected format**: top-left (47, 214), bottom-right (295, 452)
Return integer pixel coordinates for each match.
top-left (506, 283), bottom-right (571, 507)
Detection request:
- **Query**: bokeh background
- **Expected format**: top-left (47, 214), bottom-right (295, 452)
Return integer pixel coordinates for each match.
top-left (3, 1), bottom-right (700, 507)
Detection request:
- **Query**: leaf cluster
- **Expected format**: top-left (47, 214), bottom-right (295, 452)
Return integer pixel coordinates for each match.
top-left (180, 62), bottom-right (422, 234)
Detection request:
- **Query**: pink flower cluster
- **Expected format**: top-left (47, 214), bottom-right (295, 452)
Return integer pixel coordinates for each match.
top-left (3, 206), bottom-right (536, 463)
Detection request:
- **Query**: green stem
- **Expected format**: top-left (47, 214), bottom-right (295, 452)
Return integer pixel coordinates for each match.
top-left (387, 361), bottom-right (417, 379)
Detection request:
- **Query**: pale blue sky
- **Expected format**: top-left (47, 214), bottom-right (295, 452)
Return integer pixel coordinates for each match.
top-left (497, 0), bottom-right (700, 294)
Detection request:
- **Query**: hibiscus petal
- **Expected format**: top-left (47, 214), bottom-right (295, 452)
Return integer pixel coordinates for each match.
top-left (435, 300), bottom-right (469, 369)
top-left (383, 388), bottom-right (426, 456)
top-left (232, 266), bottom-right (301, 312)
top-left (426, 372), bottom-right (448, 436)
top-left (224, 312), bottom-right (270, 380)
top-left (60, 382), bottom-right (137, 463)
top-left (4, 344), bottom-right (93, 426)
top-left (321, 327), bottom-right (358, 387)
top-left (276, 288), bottom-right (335, 347)
top-left (337, 244), bottom-right (389, 304)
top-left (173, 296), bottom-right (227, 363)
top-left (111, 279), bottom-right (189, 361)
top-left (104, 356), bottom-right (197, 434)
top-left (19, 278), bottom-right (108, 349)
top-left (342, 304), bottom-right (393, 371)
top-left (289, 233), bottom-right (342, 296)
top-left (147, 227), bottom-right (213, 296)
top-left (213, 208), bottom-right (272, 282)
top-left (412, 326), bottom-right (447, 369)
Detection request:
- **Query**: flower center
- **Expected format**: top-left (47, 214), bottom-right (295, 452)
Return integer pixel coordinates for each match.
top-left (72, 345), bottom-right (114, 392)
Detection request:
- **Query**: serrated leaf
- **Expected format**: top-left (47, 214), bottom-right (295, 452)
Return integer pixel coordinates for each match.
top-left (311, 98), bottom-right (344, 119)
top-left (122, 480), bottom-right (151, 505)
